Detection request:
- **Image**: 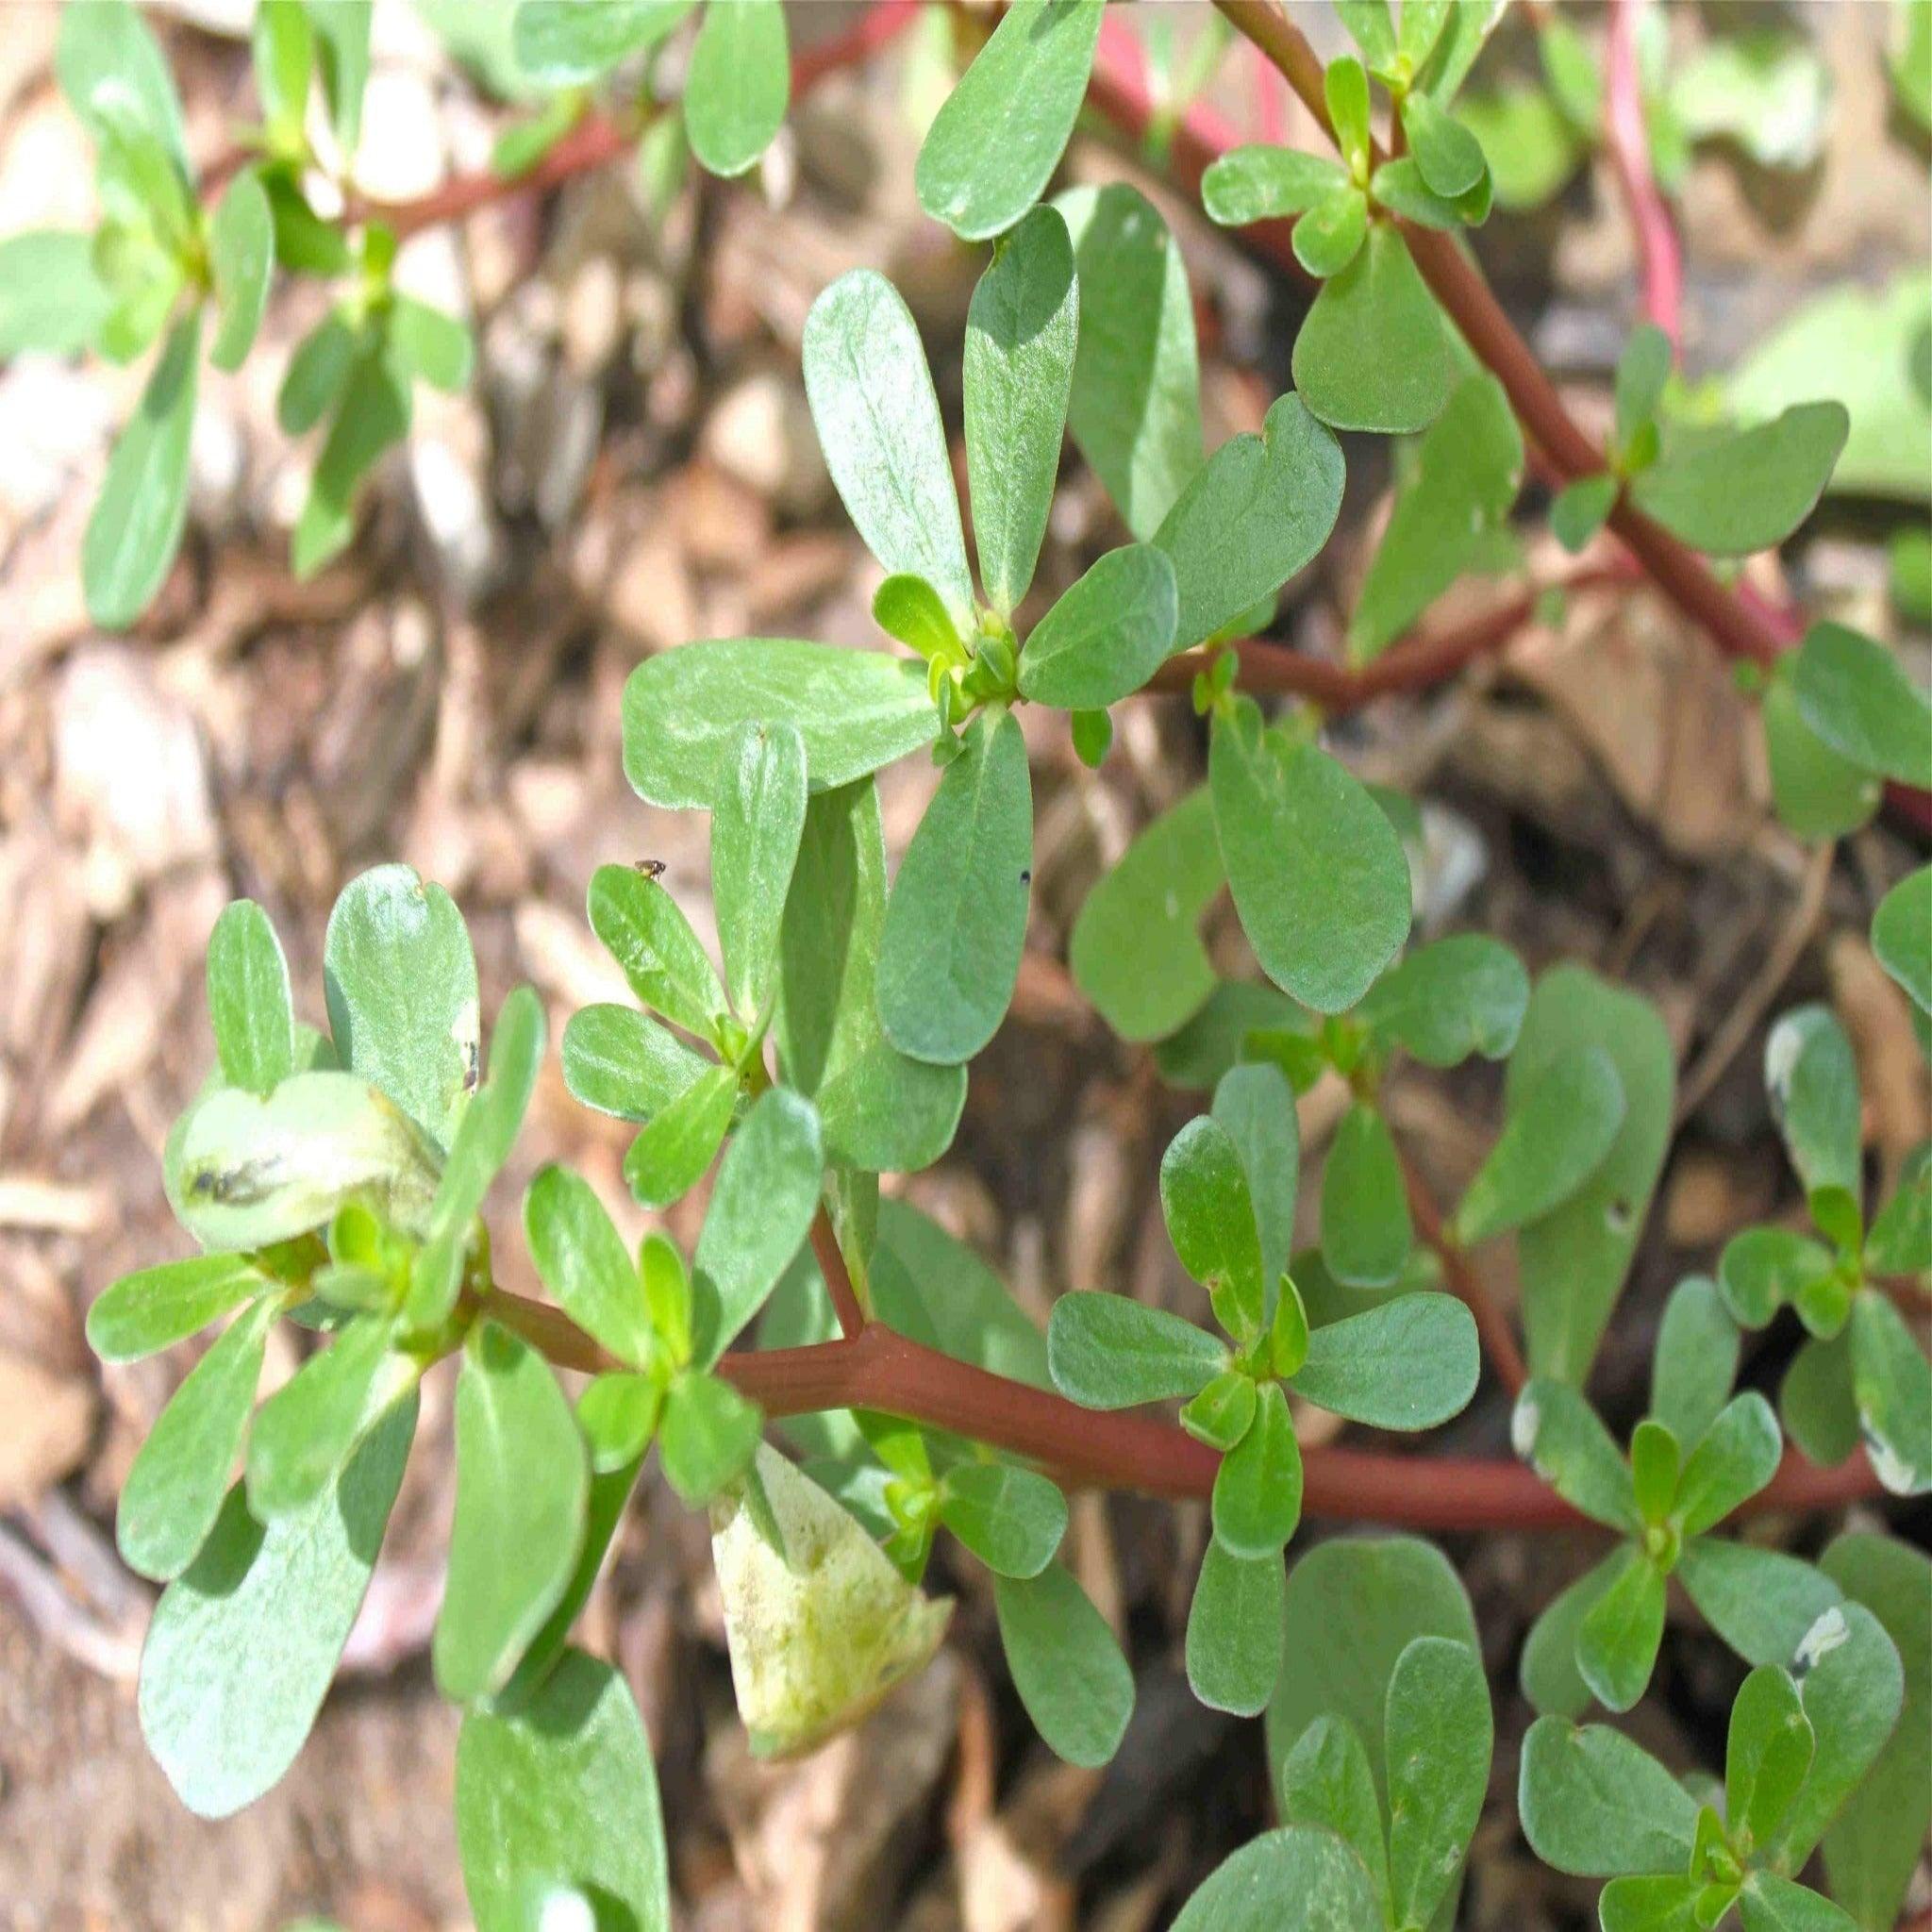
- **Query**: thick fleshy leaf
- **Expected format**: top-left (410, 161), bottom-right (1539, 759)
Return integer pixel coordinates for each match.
top-left (1292, 225), bottom-right (1454, 436)
top-left (117, 1297), bottom-right (277, 1582)
top-left (994, 1562), bottom-right (1134, 1768)
top-left (1769, 1601), bottom-right (1907, 1870)
top-left (1212, 1060), bottom-right (1299, 1311)
top-left (1727, 1664), bottom-right (1815, 1856)
top-left (1402, 87), bottom-right (1488, 195)
top-left (455, 1648), bottom-right (671, 1932)
top-left (1512, 968), bottom-right (1675, 1384)
top-left (1386, 1636), bottom-right (1492, 1931)
top-left (1789, 621), bottom-right (1932, 788)
top-left (525, 1163), bottom-right (651, 1369)
top-left (1170, 1825), bottom-right (1385, 1932)
top-left (804, 269), bottom-right (972, 627)
top-left (1358, 933), bottom-right (1528, 1068)
top-left (623, 639), bottom-right (938, 809)
top-left (1187, 1541), bottom-right (1285, 1717)
top-left (1781, 1330), bottom-right (1861, 1468)
top-left (658, 1369), bottom-right (761, 1505)
top-left (938, 1462), bottom-right (1067, 1579)
top-left (323, 864), bottom-right (478, 1153)
top-left (684, 0), bottom-right (788, 179)
top-left (58, 0), bottom-right (188, 164)
top-left (876, 708), bottom-right (1033, 1065)
top-left (1016, 543), bottom-right (1177, 708)
top-left (1288, 1293), bottom-right (1478, 1430)
top-left (1765, 1004), bottom-right (1862, 1206)
top-left (691, 1087), bottom-right (822, 1365)
top-left (1153, 392), bottom-right (1345, 651)
top-left (290, 336), bottom-right (411, 577)
top-left (1849, 1290), bottom-right (1932, 1496)
top-left (1764, 676), bottom-right (1885, 840)
top-left (1819, 1533), bottom-right (1932, 1932)
top-left (0, 230), bottom-right (112, 358)
top-left (1269, 1534), bottom-right (1478, 1807)
top-left (1046, 1291), bottom-right (1226, 1407)
top-left (307, 0), bottom-right (372, 155)
top-left (1864, 1142), bottom-right (1930, 1275)
top-left (1677, 1540), bottom-right (1843, 1669)
top-left (83, 313), bottom-right (200, 629)
top-left (1161, 1113), bottom-right (1267, 1341)
top-left (1454, 1044), bottom-right (1625, 1244)
top-left (774, 778), bottom-right (965, 1172)
top-left (1675, 1391), bottom-right (1783, 1534)
top-left (1596, 1874), bottom-right (1706, 1932)
top-left (1550, 473), bottom-right (1619, 554)
top-left (1182, 1369), bottom-right (1260, 1451)
top-left (1277, 1715), bottom-right (1390, 1911)
top-left (1522, 1551), bottom-right (1624, 1719)
top-left (1738, 1874), bottom-right (1861, 1932)
top-left (1650, 1275), bottom-right (1741, 1450)
top-left (208, 167), bottom-right (275, 373)
top-left (512, 0), bottom-right (695, 83)
top-left (1068, 785), bottom-right (1223, 1042)
top-left (1511, 1379), bottom-right (1638, 1531)
top-left (1718, 1225), bottom-right (1837, 1332)
top-left (916, 0), bottom-right (1103, 242)
top-left (1321, 1102), bottom-right (1413, 1291)
top-left (206, 899), bottom-right (296, 1096)
top-left (89, 1253), bottom-right (267, 1363)
top-left (1055, 183), bottom-right (1203, 538)
top-left (561, 1004), bottom-right (711, 1124)
top-left (1209, 698), bottom-right (1410, 1015)
top-left (964, 204), bottom-right (1078, 614)
top-left (1574, 1546), bottom-right (1667, 1712)
top-left (1348, 373), bottom-right (1524, 661)
top-left (1290, 183), bottom-right (1369, 280)
top-left (138, 1394), bottom-right (415, 1818)
top-left (434, 1323), bottom-right (589, 1704)
top-left (1871, 866), bottom-right (1931, 1015)
top-left (1518, 1717), bottom-right (1700, 1876)
top-left (711, 720), bottom-right (808, 1023)
top-left (1201, 144), bottom-right (1352, 225)
top-left (1630, 403), bottom-right (1849, 556)
top-left (587, 862), bottom-right (729, 1045)
top-left (1211, 1380), bottom-right (1302, 1557)
top-left (622, 1061), bottom-right (738, 1208)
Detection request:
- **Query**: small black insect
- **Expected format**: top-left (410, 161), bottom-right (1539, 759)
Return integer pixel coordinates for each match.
top-left (1019, 868), bottom-right (1032, 885)
top-left (632, 858), bottom-right (667, 879)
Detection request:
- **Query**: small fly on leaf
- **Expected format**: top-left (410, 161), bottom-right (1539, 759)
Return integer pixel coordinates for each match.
top-left (633, 858), bottom-right (667, 879)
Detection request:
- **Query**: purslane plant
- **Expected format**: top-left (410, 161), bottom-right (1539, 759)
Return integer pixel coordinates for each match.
top-left (30, 3), bottom-right (1931, 1928)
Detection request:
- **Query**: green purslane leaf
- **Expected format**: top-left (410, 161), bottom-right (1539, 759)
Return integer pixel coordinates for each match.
top-left (308, 0), bottom-right (373, 157)
top-left (1182, 1367), bottom-right (1259, 1451)
top-left (58, 0), bottom-right (190, 168)
top-left (1324, 56), bottom-right (1374, 174)
top-left (623, 1059), bottom-right (737, 1208)
top-left (324, 863), bottom-right (480, 1154)
top-left (1288, 1293), bottom-right (1479, 1430)
top-left (386, 295), bottom-right (474, 395)
top-left (1849, 1290), bottom-right (1932, 1496)
top-left (684, 0), bottom-right (789, 179)
top-left (1349, 373), bottom-right (1524, 663)
top-left (876, 707), bottom-right (1033, 1065)
top-left (576, 1373), bottom-right (662, 1474)
top-left (1512, 1379), bottom-right (1638, 1531)
top-left (1055, 182), bottom-right (1203, 539)
top-left (1738, 1874), bottom-right (1862, 1932)
top-left (1676, 1539), bottom-right (1843, 1671)
top-left (1277, 1715), bottom-right (1390, 1911)
top-left (1674, 1391), bottom-right (1783, 1535)
top-left (206, 900), bottom-right (298, 1098)
top-left (915, 0), bottom-right (1104, 243)
top-left (774, 778), bottom-right (966, 1172)
top-left (1511, 966), bottom-right (1675, 1385)
top-left (1209, 697), bottom-right (1411, 1015)
top-left (1727, 1663), bottom-right (1814, 1856)
top-left (0, 230), bottom-right (113, 358)
top-left (963, 204), bottom-right (1079, 616)
top-left (1358, 933), bottom-right (1529, 1068)
top-left (117, 1296), bottom-right (278, 1583)
top-left (1871, 866), bottom-right (1931, 1016)
top-left (1385, 1636), bottom-right (1492, 1931)
top-left (455, 1648), bottom-right (671, 1932)
top-left (658, 1368), bottom-right (762, 1505)
top-left (525, 1161), bottom-right (652, 1366)
top-left (1866, 1142), bottom-right (1931, 1275)
top-left (1211, 1379), bottom-right (1303, 1557)
top-left (1186, 1540), bottom-right (1285, 1717)
top-left (1170, 1824), bottom-right (1385, 1932)
top-left (1320, 1102), bottom-right (1413, 1290)
top-left (88, 1253), bottom-right (268, 1363)
top-left (1650, 1274), bottom-right (1741, 1452)
top-left (1201, 144), bottom-right (1352, 226)
top-left (253, 0), bottom-right (316, 138)
top-left (1069, 785), bottom-right (1223, 1043)
top-left (1719, 1225), bottom-right (1838, 1333)
top-left (84, 312), bottom-right (200, 630)
top-left (1549, 472), bottom-right (1619, 554)
top-left (1574, 1545), bottom-right (1667, 1712)
top-left (138, 1393), bottom-right (415, 1819)
top-left (433, 1322), bottom-right (589, 1705)
top-left (511, 0), bottom-right (695, 85)
top-left (625, 638), bottom-right (939, 810)
top-left (804, 268), bottom-right (973, 628)
top-left (873, 572), bottom-right (961, 662)
top-left (1764, 1003), bottom-right (1861, 1208)
top-left (1047, 1291), bottom-right (1226, 1408)
top-left (1211, 1060), bottom-right (1299, 1311)
top-left (1152, 391), bottom-right (1346, 652)
top-left (560, 1004), bottom-right (709, 1124)
top-left (1016, 542), bottom-right (1179, 709)
top-left (1453, 1043), bottom-right (1626, 1245)
top-left (1764, 675), bottom-right (1885, 841)
top-left (1292, 225), bottom-right (1455, 436)
top-left (1291, 183), bottom-right (1369, 280)
top-left (1616, 324), bottom-right (1674, 449)
top-left (1521, 1551), bottom-right (1622, 1720)
top-left (1596, 1874), bottom-right (1706, 1931)
top-left (1788, 622), bottom-right (1932, 789)
top-left (1781, 1329), bottom-right (1861, 1469)
top-left (291, 335), bottom-right (411, 578)
top-left (1161, 1112), bottom-right (1268, 1341)
top-left (587, 860), bottom-right (730, 1046)
top-left (208, 168), bottom-right (275, 374)
top-left (1819, 1533), bottom-right (1932, 1931)
top-left (994, 1561), bottom-right (1134, 1768)
top-left (1628, 402), bottom-right (1850, 558)
top-left (937, 1461), bottom-right (1067, 1579)
top-left (1518, 1716), bottom-right (1700, 1877)
top-left (1401, 87), bottom-right (1489, 196)
top-left (690, 1086), bottom-right (822, 1365)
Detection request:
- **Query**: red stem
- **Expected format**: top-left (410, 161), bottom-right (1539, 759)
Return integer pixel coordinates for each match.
top-left (1604, 0), bottom-right (1682, 350)
top-left (810, 1210), bottom-right (868, 1340)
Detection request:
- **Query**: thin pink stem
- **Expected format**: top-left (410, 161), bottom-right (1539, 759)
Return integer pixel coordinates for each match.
top-left (1604, 0), bottom-right (1682, 351)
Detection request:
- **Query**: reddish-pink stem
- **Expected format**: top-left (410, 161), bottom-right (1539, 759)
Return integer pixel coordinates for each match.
top-left (1604, 0), bottom-right (1682, 350)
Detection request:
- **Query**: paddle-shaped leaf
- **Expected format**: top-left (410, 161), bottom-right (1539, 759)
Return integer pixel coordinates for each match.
top-left (1288, 1293), bottom-right (1479, 1430)
top-left (1629, 403), bottom-right (1848, 557)
top-left (994, 1561), bottom-right (1134, 1768)
top-left (1187, 1541), bottom-right (1285, 1717)
top-left (1321, 1102), bottom-right (1413, 1290)
top-left (1016, 543), bottom-right (1178, 708)
top-left (1293, 226), bottom-right (1454, 435)
top-left (711, 720), bottom-right (808, 1023)
top-left (1047, 1291), bottom-right (1227, 1407)
top-left (684, 0), bottom-right (789, 179)
top-left (206, 899), bottom-right (297, 1096)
